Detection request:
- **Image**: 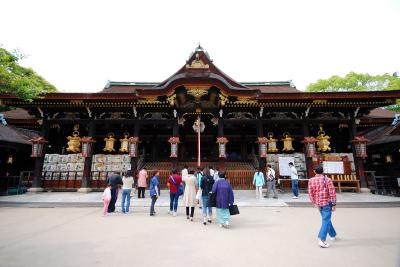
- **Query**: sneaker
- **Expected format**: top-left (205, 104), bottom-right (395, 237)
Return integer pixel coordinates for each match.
top-left (168, 210), bottom-right (172, 215)
top-left (173, 212), bottom-right (177, 217)
top-left (190, 217), bottom-right (194, 222)
top-left (208, 219), bottom-right (212, 224)
top-left (292, 196), bottom-right (298, 199)
top-left (318, 240), bottom-right (330, 248)
top-left (219, 224), bottom-right (223, 228)
top-left (203, 219), bottom-right (207, 226)
top-left (330, 236), bottom-right (337, 241)
top-left (186, 216), bottom-right (190, 220)
top-left (225, 221), bottom-right (230, 228)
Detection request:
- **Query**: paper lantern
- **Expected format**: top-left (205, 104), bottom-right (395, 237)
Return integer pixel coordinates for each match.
top-left (216, 137), bottom-right (229, 158)
top-left (257, 137), bottom-right (268, 158)
top-left (81, 137), bottom-right (96, 158)
top-left (352, 136), bottom-right (369, 158)
top-left (128, 137), bottom-right (140, 157)
top-left (30, 137), bottom-right (47, 158)
top-left (302, 137), bottom-right (318, 158)
top-left (168, 137), bottom-right (180, 158)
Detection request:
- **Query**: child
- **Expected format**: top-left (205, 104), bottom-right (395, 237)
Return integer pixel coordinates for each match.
top-left (149, 171), bottom-right (160, 216)
top-left (102, 184), bottom-right (112, 216)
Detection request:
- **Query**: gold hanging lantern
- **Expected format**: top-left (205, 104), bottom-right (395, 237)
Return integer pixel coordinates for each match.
top-left (267, 132), bottom-right (278, 153)
top-left (316, 126), bottom-right (331, 152)
top-left (66, 124), bottom-right (81, 153)
top-left (282, 132), bottom-right (294, 152)
top-left (119, 132), bottom-right (130, 153)
top-left (103, 133), bottom-right (116, 152)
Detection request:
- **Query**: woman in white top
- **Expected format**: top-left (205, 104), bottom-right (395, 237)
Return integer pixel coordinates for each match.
top-left (121, 170), bottom-right (134, 213)
top-left (182, 168), bottom-right (197, 221)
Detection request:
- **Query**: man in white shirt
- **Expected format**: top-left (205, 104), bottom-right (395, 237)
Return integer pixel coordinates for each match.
top-left (289, 162), bottom-right (299, 199)
top-left (265, 164), bottom-right (278, 199)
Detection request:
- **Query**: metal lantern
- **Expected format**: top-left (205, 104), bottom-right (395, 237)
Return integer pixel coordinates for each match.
top-left (282, 132), bottom-right (294, 152)
top-left (81, 137), bottom-right (96, 158)
top-left (303, 137), bottom-right (318, 158)
top-left (128, 137), bottom-right (140, 157)
top-left (267, 132), bottom-right (278, 153)
top-left (257, 137), bottom-right (268, 158)
top-left (216, 137), bottom-right (229, 158)
top-left (119, 132), bottom-right (130, 153)
top-left (351, 136), bottom-right (369, 158)
top-left (168, 137), bottom-right (180, 158)
top-left (316, 126), bottom-right (331, 152)
top-left (66, 125), bottom-right (81, 153)
top-left (103, 133), bottom-right (116, 152)
top-left (30, 137), bottom-right (47, 158)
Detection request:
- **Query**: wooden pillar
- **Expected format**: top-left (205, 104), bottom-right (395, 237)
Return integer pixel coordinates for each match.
top-left (257, 121), bottom-right (266, 171)
top-left (131, 121), bottom-right (140, 184)
top-left (303, 120), bottom-right (314, 179)
top-left (218, 119), bottom-right (225, 170)
top-left (30, 119), bottom-right (49, 192)
top-left (79, 121), bottom-right (95, 192)
top-left (349, 116), bottom-right (367, 189)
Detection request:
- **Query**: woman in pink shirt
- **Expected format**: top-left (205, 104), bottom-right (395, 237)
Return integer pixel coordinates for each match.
top-left (137, 167), bottom-right (148, 198)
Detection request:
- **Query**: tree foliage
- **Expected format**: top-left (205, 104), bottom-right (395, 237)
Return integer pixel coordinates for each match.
top-left (306, 72), bottom-right (400, 112)
top-left (0, 47), bottom-right (57, 101)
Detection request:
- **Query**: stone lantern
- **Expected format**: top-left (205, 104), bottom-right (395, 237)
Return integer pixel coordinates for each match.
top-left (168, 137), bottom-right (180, 158)
top-left (352, 136), bottom-right (369, 158)
top-left (216, 137), bottom-right (229, 158)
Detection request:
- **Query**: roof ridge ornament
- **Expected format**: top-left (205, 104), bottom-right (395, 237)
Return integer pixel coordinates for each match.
top-left (186, 52), bottom-right (209, 69)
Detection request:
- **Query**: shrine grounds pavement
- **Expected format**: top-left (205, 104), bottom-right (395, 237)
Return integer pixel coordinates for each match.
top-left (0, 192), bottom-right (399, 267)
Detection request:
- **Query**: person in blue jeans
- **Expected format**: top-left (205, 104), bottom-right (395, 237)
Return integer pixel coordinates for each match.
top-left (121, 170), bottom-right (134, 213)
top-left (167, 168), bottom-right (182, 217)
top-left (200, 167), bottom-right (214, 225)
top-left (149, 171), bottom-right (160, 216)
top-left (289, 162), bottom-right (299, 199)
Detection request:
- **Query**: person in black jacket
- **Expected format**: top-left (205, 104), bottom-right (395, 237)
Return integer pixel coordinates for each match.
top-left (106, 172), bottom-right (123, 213)
top-left (200, 167), bottom-right (215, 225)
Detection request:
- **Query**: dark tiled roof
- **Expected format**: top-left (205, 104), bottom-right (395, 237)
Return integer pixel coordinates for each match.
top-left (364, 108), bottom-right (397, 119)
top-left (0, 125), bottom-right (39, 145)
top-left (364, 123), bottom-right (400, 146)
top-left (2, 108), bottom-right (35, 120)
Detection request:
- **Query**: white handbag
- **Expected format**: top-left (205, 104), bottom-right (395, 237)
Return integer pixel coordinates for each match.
top-left (195, 189), bottom-right (202, 200)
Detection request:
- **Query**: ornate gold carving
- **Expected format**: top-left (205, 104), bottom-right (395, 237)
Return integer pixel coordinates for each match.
top-left (186, 86), bottom-right (209, 99)
top-left (167, 94), bottom-right (176, 106)
top-left (66, 124), bottom-right (81, 153)
top-left (185, 53), bottom-right (209, 69)
top-left (219, 94), bottom-right (227, 107)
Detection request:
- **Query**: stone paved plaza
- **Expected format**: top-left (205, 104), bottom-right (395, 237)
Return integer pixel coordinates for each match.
top-left (0, 204), bottom-right (399, 267)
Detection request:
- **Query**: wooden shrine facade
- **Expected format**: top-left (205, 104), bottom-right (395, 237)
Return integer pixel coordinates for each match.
top-left (1, 46), bottom-right (399, 191)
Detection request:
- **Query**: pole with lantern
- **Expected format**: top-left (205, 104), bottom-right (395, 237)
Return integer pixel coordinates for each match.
top-left (29, 137), bottom-right (48, 192)
top-left (302, 136), bottom-right (318, 178)
top-left (352, 136), bottom-right (369, 159)
top-left (128, 136), bottom-right (140, 175)
top-left (78, 137), bottom-right (96, 192)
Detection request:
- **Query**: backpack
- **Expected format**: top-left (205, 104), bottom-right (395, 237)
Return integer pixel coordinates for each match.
top-left (170, 176), bottom-right (183, 196)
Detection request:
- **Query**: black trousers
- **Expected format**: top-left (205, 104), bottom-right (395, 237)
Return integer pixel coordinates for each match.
top-left (186, 207), bottom-right (195, 218)
top-left (108, 187), bottom-right (117, 212)
top-left (138, 187), bottom-right (145, 198)
top-left (150, 195), bottom-right (158, 215)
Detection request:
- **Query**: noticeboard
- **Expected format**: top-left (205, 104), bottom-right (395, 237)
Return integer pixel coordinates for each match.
top-left (278, 156), bottom-right (295, 176)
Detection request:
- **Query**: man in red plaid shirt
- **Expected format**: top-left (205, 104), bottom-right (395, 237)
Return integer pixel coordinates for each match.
top-left (308, 165), bottom-right (337, 248)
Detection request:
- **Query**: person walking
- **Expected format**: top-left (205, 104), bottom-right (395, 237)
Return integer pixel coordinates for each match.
top-left (149, 170), bottom-right (160, 216)
top-left (106, 172), bottom-right (123, 213)
top-left (253, 168), bottom-right (265, 199)
top-left (308, 165), bottom-right (337, 248)
top-left (200, 168), bottom-right (214, 225)
top-left (265, 165), bottom-right (278, 199)
top-left (137, 167), bottom-right (148, 198)
top-left (102, 184), bottom-right (112, 216)
top-left (195, 167), bottom-right (204, 209)
top-left (212, 171), bottom-right (234, 228)
top-left (121, 170), bottom-right (134, 214)
top-left (167, 168), bottom-right (182, 217)
top-left (213, 167), bottom-right (220, 181)
top-left (289, 162), bottom-right (299, 199)
top-left (181, 165), bottom-right (188, 180)
top-left (183, 168), bottom-right (197, 221)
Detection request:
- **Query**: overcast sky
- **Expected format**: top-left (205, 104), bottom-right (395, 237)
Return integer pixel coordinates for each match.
top-left (1, 0), bottom-right (399, 92)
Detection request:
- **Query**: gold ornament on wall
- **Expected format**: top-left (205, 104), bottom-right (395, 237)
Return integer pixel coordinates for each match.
top-left (282, 132), bottom-right (294, 152)
top-left (119, 133), bottom-right (130, 153)
top-left (66, 124), bottom-right (81, 153)
top-left (103, 133), bottom-right (116, 152)
top-left (316, 126), bottom-right (331, 152)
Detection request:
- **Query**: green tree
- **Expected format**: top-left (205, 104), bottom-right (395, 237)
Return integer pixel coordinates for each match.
top-left (0, 47), bottom-right (56, 101)
top-left (306, 72), bottom-right (400, 111)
